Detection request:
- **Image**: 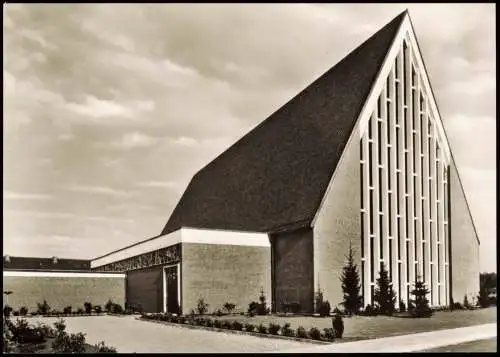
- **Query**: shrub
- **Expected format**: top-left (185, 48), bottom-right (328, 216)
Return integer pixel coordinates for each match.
top-left (223, 302), bottom-right (236, 314)
top-left (105, 299), bottom-right (114, 312)
top-left (363, 304), bottom-right (377, 316)
top-left (222, 320), bottom-right (233, 330)
top-left (213, 319), bottom-right (222, 328)
top-left (373, 263), bottom-right (397, 315)
top-left (463, 295), bottom-right (471, 309)
top-left (257, 289), bottom-right (270, 315)
top-left (76, 308), bottom-right (85, 314)
top-left (319, 300), bottom-right (331, 317)
top-left (204, 319), bottom-right (214, 328)
top-left (322, 328), bottom-right (335, 341)
top-left (196, 298), bottom-right (209, 315)
top-left (13, 310), bottom-right (20, 316)
top-left (257, 323), bottom-right (268, 334)
top-left (410, 280), bottom-right (433, 318)
top-left (37, 300), bottom-right (51, 315)
top-left (94, 341), bottom-right (118, 353)
top-left (178, 316), bottom-right (186, 324)
top-left (281, 323), bottom-right (294, 337)
top-left (94, 305), bottom-right (102, 314)
top-left (214, 309), bottom-right (224, 316)
top-left (296, 326), bottom-right (308, 339)
top-left (332, 315), bottom-right (344, 338)
top-left (9, 318), bottom-right (45, 344)
top-left (112, 303), bottom-right (123, 314)
top-left (340, 243), bottom-right (363, 315)
top-left (63, 306), bottom-right (72, 315)
top-left (399, 300), bottom-right (406, 312)
top-left (268, 323), bottom-right (281, 335)
top-left (84, 302), bottom-right (93, 314)
top-left (248, 301), bottom-right (259, 315)
top-left (52, 330), bottom-right (86, 353)
top-left (3, 305), bottom-right (13, 317)
top-left (333, 306), bottom-right (343, 316)
top-left (451, 302), bottom-right (463, 310)
top-left (19, 307), bottom-right (28, 316)
top-left (309, 327), bottom-right (321, 340)
top-left (244, 323), bottom-right (255, 332)
top-left (232, 321), bottom-right (243, 331)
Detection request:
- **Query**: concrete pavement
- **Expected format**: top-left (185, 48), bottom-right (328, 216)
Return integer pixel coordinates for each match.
top-left (276, 323), bottom-right (497, 353)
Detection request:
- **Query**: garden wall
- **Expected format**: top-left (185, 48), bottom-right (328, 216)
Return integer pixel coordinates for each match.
top-left (2, 271), bottom-right (125, 312)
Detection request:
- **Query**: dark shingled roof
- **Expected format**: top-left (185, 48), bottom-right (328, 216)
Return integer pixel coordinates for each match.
top-left (162, 12), bottom-right (406, 235)
top-left (3, 256), bottom-right (91, 271)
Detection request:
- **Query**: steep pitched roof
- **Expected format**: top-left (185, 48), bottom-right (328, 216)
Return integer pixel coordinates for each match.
top-left (162, 11), bottom-right (406, 235)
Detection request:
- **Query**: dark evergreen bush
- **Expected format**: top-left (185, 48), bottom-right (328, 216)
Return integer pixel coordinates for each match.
top-left (244, 323), bottom-right (255, 332)
top-left (281, 323), bottom-right (294, 337)
top-left (232, 321), bottom-right (243, 331)
top-left (94, 305), bottom-right (102, 314)
top-left (19, 307), bottom-right (28, 316)
top-left (332, 315), bottom-right (344, 338)
top-left (83, 302), bottom-right (92, 314)
top-left (409, 280), bottom-right (433, 318)
top-left (37, 300), bottom-right (51, 315)
top-left (3, 305), bottom-right (13, 317)
top-left (63, 306), bottom-right (72, 315)
top-left (399, 300), bottom-right (406, 312)
top-left (373, 263), bottom-right (397, 315)
top-left (296, 326), bottom-right (308, 338)
top-left (268, 323), bottom-right (281, 335)
top-left (340, 243), bottom-right (363, 315)
top-left (322, 328), bottom-right (335, 341)
top-left (196, 298), bottom-right (209, 315)
top-left (223, 302), bottom-right (236, 314)
top-left (309, 327), bottom-right (321, 340)
top-left (257, 323), bottom-right (268, 334)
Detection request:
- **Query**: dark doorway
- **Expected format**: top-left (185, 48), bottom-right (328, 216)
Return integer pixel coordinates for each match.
top-left (165, 265), bottom-right (180, 314)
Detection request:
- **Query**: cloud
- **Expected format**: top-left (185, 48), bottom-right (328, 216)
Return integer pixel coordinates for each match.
top-left (172, 136), bottom-right (197, 147)
top-left (3, 191), bottom-right (53, 201)
top-left (64, 184), bottom-right (131, 197)
top-left (65, 95), bottom-right (133, 119)
top-left (137, 181), bottom-right (181, 190)
top-left (111, 132), bottom-right (159, 149)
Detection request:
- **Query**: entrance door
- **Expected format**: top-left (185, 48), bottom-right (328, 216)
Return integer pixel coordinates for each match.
top-left (165, 265), bottom-right (180, 314)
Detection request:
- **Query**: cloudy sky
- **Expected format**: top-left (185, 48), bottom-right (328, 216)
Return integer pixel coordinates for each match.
top-left (3, 4), bottom-right (496, 272)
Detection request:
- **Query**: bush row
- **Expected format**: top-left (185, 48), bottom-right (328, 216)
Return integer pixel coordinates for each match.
top-left (141, 313), bottom-right (344, 341)
top-left (3, 299), bottom-right (132, 318)
top-left (3, 317), bottom-right (116, 354)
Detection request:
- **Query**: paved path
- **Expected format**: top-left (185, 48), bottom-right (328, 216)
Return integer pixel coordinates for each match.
top-left (277, 323), bottom-right (497, 353)
top-left (30, 315), bottom-right (308, 353)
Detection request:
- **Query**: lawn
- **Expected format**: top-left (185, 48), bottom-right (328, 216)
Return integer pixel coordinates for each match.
top-left (214, 306), bottom-right (497, 341)
top-left (419, 338), bottom-right (497, 353)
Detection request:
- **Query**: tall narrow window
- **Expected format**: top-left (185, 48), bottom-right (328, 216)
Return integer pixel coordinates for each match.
top-left (369, 190), bottom-right (374, 233)
top-left (420, 114), bottom-right (424, 150)
top-left (397, 174), bottom-right (401, 215)
top-left (387, 100), bottom-right (391, 143)
top-left (379, 215), bottom-right (384, 260)
top-left (437, 244), bottom-right (441, 281)
top-left (397, 217), bottom-right (401, 259)
top-left (378, 168), bottom-right (383, 211)
top-left (412, 90), bottom-right (417, 129)
top-left (413, 176), bottom-right (417, 212)
top-left (388, 147), bottom-right (392, 189)
top-left (370, 237), bottom-right (375, 281)
top-left (421, 157), bottom-right (424, 192)
top-left (404, 108), bottom-right (408, 148)
top-left (360, 163), bottom-right (364, 209)
top-left (378, 121), bottom-right (382, 162)
top-left (387, 75), bottom-right (391, 99)
top-left (361, 212), bottom-right (365, 258)
top-left (403, 42), bottom-right (408, 105)
top-left (396, 127), bottom-right (400, 169)
top-left (389, 243), bottom-right (393, 280)
top-left (369, 117), bottom-right (373, 138)
top-left (405, 198), bottom-right (409, 238)
top-left (395, 81), bottom-right (400, 125)
top-left (430, 221), bottom-right (433, 260)
top-left (388, 193), bottom-right (392, 236)
top-left (369, 142), bottom-right (373, 186)
top-left (398, 262), bottom-right (402, 302)
top-left (412, 133), bottom-right (417, 170)
top-left (422, 242), bottom-right (426, 282)
top-left (361, 261), bottom-right (365, 299)
top-left (396, 54), bottom-right (400, 79)
top-left (430, 265), bottom-right (433, 303)
top-left (377, 96), bottom-right (382, 119)
top-left (405, 153), bottom-right (409, 192)
top-left (406, 241), bottom-right (410, 279)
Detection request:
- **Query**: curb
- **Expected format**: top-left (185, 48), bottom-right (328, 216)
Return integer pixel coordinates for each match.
top-left (136, 317), bottom-right (333, 345)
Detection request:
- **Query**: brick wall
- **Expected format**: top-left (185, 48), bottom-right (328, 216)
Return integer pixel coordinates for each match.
top-left (2, 275), bottom-right (125, 312)
top-left (449, 162), bottom-right (480, 304)
top-left (313, 133), bottom-right (362, 309)
top-left (181, 243), bottom-right (270, 314)
top-left (271, 228), bottom-right (314, 313)
top-left (126, 266), bottom-right (164, 313)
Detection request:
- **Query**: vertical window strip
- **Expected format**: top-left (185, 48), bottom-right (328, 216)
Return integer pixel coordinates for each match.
top-left (397, 216), bottom-right (401, 259)
top-left (369, 142), bottom-right (373, 186)
top-left (378, 120), bottom-right (382, 163)
top-left (389, 243), bottom-right (393, 281)
top-left (378, 167), bottom-right (383, 211)
top-left (361, 212), bottom-right (365, 258)
top-left (361, 163), bottom-right (364, 210)
top-left (388, 147), bottom-right (392, 190)
top-left (379, 215), bottom-right (384, 259)
top-left (370, 237), bottom-right (375, 282)
top-left (388, 193), bottom-right (392, 236)
top-left (370, 190), bottom-right (374, 234)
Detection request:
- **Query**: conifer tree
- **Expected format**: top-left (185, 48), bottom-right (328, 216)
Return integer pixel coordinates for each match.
top-left (373, 262), bottom-right (397, 315)
top-left (340, 242), bottom-right (363, 315)
top-left (410, 278), bottom-right (432, 317)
